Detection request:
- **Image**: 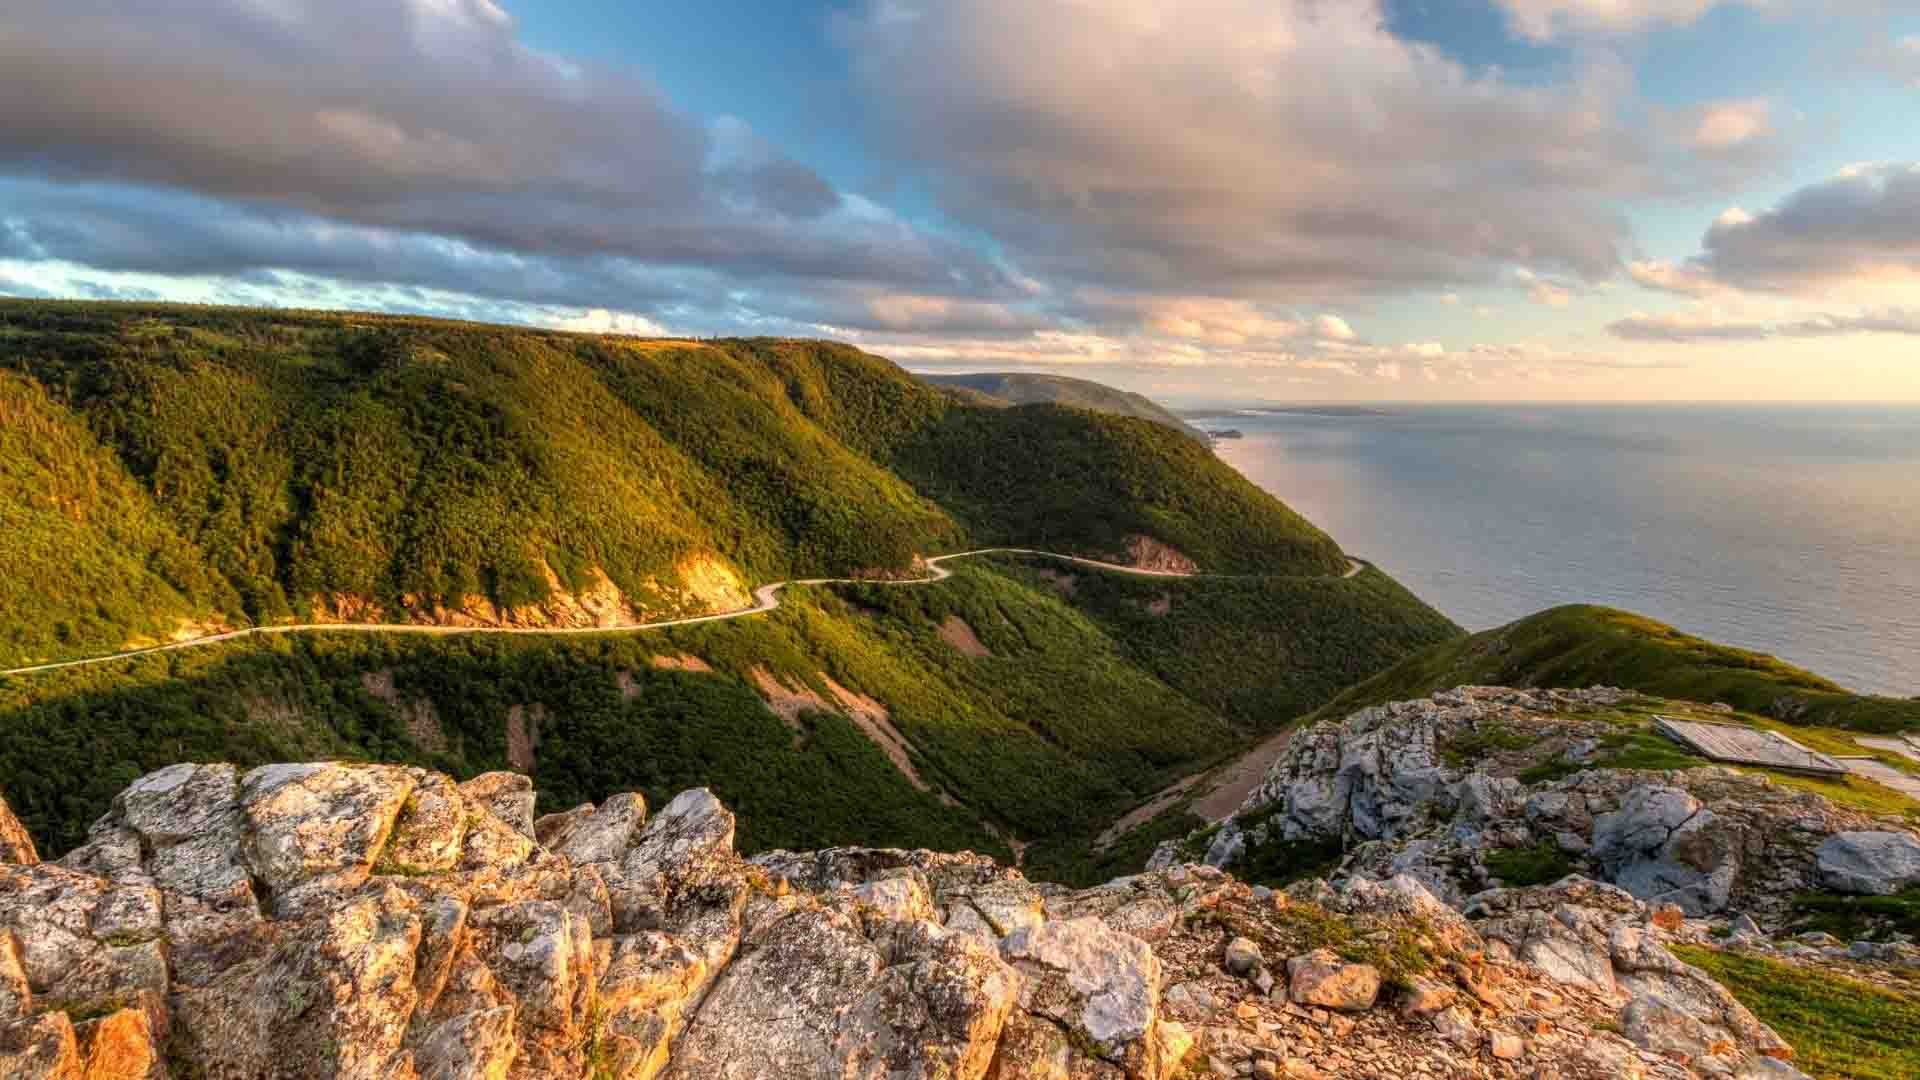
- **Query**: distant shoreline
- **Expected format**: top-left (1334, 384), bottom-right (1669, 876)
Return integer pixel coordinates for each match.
top-left (1184, 405), bottom-right (1397, 420)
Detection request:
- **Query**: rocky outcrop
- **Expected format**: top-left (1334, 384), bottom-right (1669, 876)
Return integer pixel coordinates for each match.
top-left (0, 759), bottom-right (1826, 1079)
top-left (1201, 687), bottom-right (1906, 921)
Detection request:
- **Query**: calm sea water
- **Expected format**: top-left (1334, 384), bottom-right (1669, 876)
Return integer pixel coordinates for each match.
top-left (1195, 404), bottom-right (1920, 696)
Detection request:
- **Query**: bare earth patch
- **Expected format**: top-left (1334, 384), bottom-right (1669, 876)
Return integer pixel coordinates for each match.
top-left (938, 615), bottom-right (992, 657)
top-left (648, 653), bottom-right (713, 673)
top-left (1097, 727), bottom-right (1297, 849)
top-left (820, 675), bottom-right (934, 794)
top-left (506, 703), bottom-right (546, 772)
top-left (359, 670), bottom-right (448, 753)
top-left (1190, 727), bottom-right (1295, 821)
top-left (749, 666), bottom-right (830, 741)
top-left (1095, 772), bottom-right (1202, 849)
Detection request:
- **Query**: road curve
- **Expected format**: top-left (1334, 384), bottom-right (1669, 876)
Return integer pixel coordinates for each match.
top-left (1, 549), bottom-right (1366, 678)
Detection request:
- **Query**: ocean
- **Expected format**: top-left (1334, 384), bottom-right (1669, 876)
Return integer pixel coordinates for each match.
top-left (1194, 404), bottom-right (1920, 696)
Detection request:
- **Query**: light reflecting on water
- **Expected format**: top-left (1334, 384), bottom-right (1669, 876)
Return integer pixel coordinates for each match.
top-left (1202, 404), bottom-right (1920, 696)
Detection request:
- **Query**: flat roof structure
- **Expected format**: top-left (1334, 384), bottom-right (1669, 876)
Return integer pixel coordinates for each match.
top-left (1652, 716), bottom-right (1849, 777)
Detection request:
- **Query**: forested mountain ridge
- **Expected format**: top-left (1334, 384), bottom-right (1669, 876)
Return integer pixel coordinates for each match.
top-left (920, 371), bottom-right (1211, 442)
top-left (0, 300), bottom-right (1348, 668)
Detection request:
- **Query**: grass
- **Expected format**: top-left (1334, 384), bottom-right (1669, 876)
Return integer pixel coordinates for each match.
top-left (1483, 841), bottom-right (1577, 887)
top-left (1308, 605), bottom-right (1920, 736)
top-left (1671, 945), bottom-right (1920, 1080)
top-left (1791, 889), bottom-right (1920, 942)
top-left (1440, 721), bottom-right (1536, 768)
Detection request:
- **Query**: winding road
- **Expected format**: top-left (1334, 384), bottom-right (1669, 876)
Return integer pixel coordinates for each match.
top-left (0, 549), bottom-right (1365, 679)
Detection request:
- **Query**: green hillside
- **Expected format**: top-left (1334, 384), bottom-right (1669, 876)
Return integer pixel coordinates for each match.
top-left (1311, 604), bottom-right (1920, 734)
top-left (0, 300), bottom-right (1348, 668)
top-left (0, 558), bottom-right (1457, 880)
top-left (920, 372), bottom-right (1210, 443)
top-left (0, 371), bottom-right (237, 663)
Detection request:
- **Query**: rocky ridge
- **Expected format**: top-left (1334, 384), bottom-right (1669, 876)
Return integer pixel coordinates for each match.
top-left (0, 748), bottom-right (1847, 1079)
top-left (1188, 687), bottom-right (1920, 922)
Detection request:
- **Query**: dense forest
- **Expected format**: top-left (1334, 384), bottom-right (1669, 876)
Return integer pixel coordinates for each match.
top-left (0, 300), bottom-right (1348, 668)
top-left (0, 559), bottom-right (1458, 880)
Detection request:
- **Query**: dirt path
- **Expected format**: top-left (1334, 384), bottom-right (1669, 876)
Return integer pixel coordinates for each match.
top-left (1, 550), bottom-right (1367, 678)
top-left (1095, 726), bottom-right (1297, 850)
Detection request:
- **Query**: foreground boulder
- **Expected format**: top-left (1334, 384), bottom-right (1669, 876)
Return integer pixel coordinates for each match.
top-left (0, 762), bottom-right (1821, 1078)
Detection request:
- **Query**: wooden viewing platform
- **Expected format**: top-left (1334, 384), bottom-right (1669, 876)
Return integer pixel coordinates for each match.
top-left (1653, 716), bottom-right (1849, 777)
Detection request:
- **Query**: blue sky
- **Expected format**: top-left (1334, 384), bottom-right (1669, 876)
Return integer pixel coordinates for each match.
top-left (2, 0), bottom-right (1917, 401)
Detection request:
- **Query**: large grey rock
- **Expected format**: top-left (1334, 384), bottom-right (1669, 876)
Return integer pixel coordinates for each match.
top-left (550, 793), bottom-right (648, 866)
top-left (238, 763), bottom-right (418, 914)
top-left (457, 772), bottom-right (538, 839)
top-left (1609, 924), bottom-right (1793, 1064)
top-left (1001, 916), bottom-right (1162, 1070)
top-left (1592, 786), bottom-right (1739, 915)
top-left (1816, 831), bottom-right (1920, 895)
top-left (667, 903), bottom-right (1017, 1080)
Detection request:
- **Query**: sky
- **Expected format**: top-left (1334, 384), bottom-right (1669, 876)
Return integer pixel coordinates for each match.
top-left (1, 0), bottom-right (1917, 403)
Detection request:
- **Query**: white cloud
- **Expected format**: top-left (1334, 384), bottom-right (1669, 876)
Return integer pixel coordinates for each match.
top-left (1628, 259), bottom-right (1724, 297)
top-left (1608, 306), bottom-right (1920, 342)
top-left (1690, 99), bottom-right (1771, 151)
top-left (1495, 0), bottom-right (1758, 40)
top-left (1314, 314), bottom-right (1358, 342)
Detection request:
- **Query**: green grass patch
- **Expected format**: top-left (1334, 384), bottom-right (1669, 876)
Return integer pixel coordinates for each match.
top-left (1483, 841), bottom-right (1577, 887)
top-left (1307, 605), bottom-right (1920, 736)
top-left (1440, 721), bottom-right (1536, 768)
top-left (1791, 889), bottom-right (1920, 942)
top-left (1237, 835), bottom-right (1347, 890)
top-left (1671, 945), bottom-right (1920, 1080)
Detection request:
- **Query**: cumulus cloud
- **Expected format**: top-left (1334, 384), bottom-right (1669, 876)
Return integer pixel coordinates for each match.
top-left (0, 0), bottom-right (1008, 294)
top-left (1627, 164), bottom-right (1920, 305)
top-left (1608, 307), bottom-right (1920, 342)
top-left (1693, 163), bottom-right (1920, 293)
top-left (838, 0), bottom-right (1747, 303)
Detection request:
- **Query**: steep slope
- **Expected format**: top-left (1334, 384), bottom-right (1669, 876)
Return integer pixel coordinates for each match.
top-left (0, 371), bottom-right (236, 662)
top-left (920, 371), bottom-right (1210, 442)
top-left (1307, 604), bottom-right (1920, 734)
top-left (0, 300), bottom-right (1350, 667)
top-left (0, 558), bottom-right (1457, 878)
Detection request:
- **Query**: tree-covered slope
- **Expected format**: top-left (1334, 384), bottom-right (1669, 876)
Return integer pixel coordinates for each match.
top-left (0, 558), bottom-right (1457, 880)
top-left (919, 371), bottom-right (1210, 442)
top-left (0, 300), bottom-right (1349, 666)
top-left (0, 370), bottom-right (240, 663)
top-left (1309, 604), bottom-right (1920, 733)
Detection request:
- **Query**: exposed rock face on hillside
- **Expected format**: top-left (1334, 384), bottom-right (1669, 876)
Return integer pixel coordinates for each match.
top-left (0, 757), bottom-right (1833, 1079)
top-left (310, 554), bottom-right (752, 631)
